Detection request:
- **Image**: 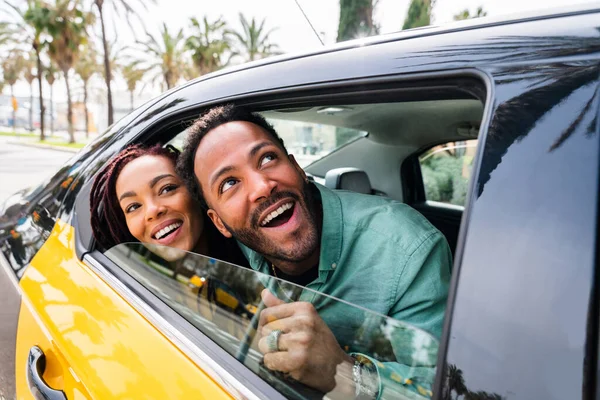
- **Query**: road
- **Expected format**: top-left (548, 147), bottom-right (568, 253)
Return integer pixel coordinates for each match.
top-left (0, 137), bottom-right (71, 400)
top-left (0, 136), bottom-right (72, 203)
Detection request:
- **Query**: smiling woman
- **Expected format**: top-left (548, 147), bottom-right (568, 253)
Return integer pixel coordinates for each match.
top-left (89, 143), bottom-right (248, 265)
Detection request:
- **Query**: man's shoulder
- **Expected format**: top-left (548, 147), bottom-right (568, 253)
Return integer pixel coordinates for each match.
top-left (335, 190), bottom-right (441, 252)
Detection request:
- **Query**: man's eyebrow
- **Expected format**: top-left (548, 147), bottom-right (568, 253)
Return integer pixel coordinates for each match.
top-left (119, 191), bottom-right (136, 202)
top-left (250, 141), bottom-right (273, 158)
top-left (210, 166), bottom-right (235, 189)
top-left (149, 174), bottom-right (175, 189)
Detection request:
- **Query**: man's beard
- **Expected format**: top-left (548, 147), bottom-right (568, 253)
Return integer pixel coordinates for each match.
top-left (222, 181), bottom-right (319, 265)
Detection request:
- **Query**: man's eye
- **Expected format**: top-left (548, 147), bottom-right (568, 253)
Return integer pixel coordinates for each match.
top-left (260, 153), bottom-right (276, 167)
top-left (221, 178), bottom-right (238, 193)
top-left (125, 203), bottom-right (140, 213)
top-left (160, 184), bottom-right (178, 195)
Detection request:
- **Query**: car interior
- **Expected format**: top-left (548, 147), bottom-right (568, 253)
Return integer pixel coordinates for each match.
top-left (163, 96), bottom-right (484, 256)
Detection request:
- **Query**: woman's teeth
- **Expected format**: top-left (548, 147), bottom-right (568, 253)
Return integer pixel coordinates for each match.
top-left (154, 222), bottom-right (182, 239)
top-left (261, 203), bottom-right (293, 226)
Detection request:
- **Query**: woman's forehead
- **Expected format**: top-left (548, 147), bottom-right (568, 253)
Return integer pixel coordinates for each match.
top-left (116, 155), bottom-right (177, 194)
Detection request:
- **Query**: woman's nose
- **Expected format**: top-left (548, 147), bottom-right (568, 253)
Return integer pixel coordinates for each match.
top-left (145, 201), bottom-right (167, 221)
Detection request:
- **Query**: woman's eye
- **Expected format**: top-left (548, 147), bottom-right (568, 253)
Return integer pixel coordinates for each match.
top-left (125, 203), bottom-right (140, 213)
top-left (160, 184), bottom-right (178, 195)
top-left (260, 153), bottom-right (276, 167)
top-left (221, 178), bottom-right (238, 193)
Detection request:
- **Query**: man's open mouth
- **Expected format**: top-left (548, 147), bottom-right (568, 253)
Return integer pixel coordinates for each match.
top-left (153, 221), bottom-right (183, 240)
top-left (260, 202), bottom-right (295, 228)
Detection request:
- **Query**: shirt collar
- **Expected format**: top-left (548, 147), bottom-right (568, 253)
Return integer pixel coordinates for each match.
top-left (313, 182), bottom-right (343, 273)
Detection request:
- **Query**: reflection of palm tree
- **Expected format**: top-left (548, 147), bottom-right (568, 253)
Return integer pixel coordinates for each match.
top-left (478, 62), bottom-right (599, 196)
top-left (442, 363), bottom-right (505, 400)
top-left (445, 364), bottom-right (467, 399)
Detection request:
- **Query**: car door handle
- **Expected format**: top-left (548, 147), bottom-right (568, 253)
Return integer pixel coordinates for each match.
top-left (27, 346), bottom-right (67, 400)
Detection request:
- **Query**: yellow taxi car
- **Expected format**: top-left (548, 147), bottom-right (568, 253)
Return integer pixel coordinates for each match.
top-left (2, 5), bottom-right (600, 400)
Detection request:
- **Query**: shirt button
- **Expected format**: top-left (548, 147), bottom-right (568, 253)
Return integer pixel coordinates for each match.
top-left (331, 263), bottom-right (337, 269)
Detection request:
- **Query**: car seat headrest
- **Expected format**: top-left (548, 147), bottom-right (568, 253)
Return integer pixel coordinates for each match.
top-left (324, 167), bottom-right (372, 195)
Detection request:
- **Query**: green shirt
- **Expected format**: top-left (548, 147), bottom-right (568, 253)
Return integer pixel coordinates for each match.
top-left (239, 183), bottom-right (451, 398)
top-left (240, 182), bottom-right (451, 338)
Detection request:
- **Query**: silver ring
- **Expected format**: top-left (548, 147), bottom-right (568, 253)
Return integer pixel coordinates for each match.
top-left (266, 329), bottom-right (283, 353)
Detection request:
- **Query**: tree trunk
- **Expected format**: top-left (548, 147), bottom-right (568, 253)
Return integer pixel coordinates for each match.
top-left (28, 83), bottom-right (33, 133)
top-left (64, 70), bottom-right (75, 144)
top-left (83, 82), bottom-right (89, 138)
top-left (34, 44), bottom-right (45, 140)
top-left (97, 4), bottom-right (114, 125)
top-left (10, 85), bottom-right (16, 132)
top-left (130, 90), bottom-right (134, 112)
top-left (49, 85), bottom-right (54, 135)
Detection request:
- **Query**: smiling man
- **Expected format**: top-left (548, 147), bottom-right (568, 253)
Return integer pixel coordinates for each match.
top-left (177, 104), bottom-right (451, 398)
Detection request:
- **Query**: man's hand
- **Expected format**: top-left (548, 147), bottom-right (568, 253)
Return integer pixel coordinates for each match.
top-left (257, 289), bottom-right (355, 393)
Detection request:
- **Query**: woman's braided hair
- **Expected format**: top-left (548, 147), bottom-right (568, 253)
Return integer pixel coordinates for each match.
top-left (90, 143), bottom-right (180, 250)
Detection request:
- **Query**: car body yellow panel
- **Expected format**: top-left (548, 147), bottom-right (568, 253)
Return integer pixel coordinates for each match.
top-left (16, 219), bottom-right (232, 399)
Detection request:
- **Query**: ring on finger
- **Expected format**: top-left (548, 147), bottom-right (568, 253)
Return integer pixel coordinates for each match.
top-left (266, 329), bottom-right (283, 353)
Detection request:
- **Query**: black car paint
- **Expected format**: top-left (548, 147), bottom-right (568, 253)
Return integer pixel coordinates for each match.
top-left (0, 8), bottom-right (598, 400)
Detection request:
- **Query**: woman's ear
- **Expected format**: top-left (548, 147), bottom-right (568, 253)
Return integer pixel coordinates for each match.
top-left (207, 209), bottom-right (232, 238)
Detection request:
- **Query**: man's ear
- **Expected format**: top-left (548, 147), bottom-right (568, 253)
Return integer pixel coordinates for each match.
top-left (288, 154), bottom-right (308, 182)
top-left (207, 209), bottom-right (232, 238)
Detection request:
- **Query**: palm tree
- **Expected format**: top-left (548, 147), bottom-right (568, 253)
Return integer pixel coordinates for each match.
top-left (74, 45), bottom-right (98, 138)
top-left (121, 61), bottom-right (147, 111)
top-left (453, 6), bottom-right (487, 21)
top-left (4, 0), bottom-right (52, 139)
top-left (23, 54), bottom-right (36, 132)
top-left (135, 23), bottom-right (185, 90)
top-left (46, 0), bottom-right (94, 143)
top-left (185, 16), bottom-right (232, 75)
top-left (92, 0), bottom-right (155, 126)
top-left (44, 62), bottom-right (58, 135)
top-left (337, 0), bottom-right (378, 42)
top-left (230, 13), bottom-right (280, 62)
top-left (2, 51), bottom-right (25, 132)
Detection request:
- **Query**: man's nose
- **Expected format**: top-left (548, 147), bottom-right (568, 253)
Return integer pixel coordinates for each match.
top-left (248, 173), bottom-right (277, 203)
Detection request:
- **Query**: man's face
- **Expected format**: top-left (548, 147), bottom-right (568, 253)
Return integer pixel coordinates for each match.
top-left (194, 121), bottom-right (319, 271)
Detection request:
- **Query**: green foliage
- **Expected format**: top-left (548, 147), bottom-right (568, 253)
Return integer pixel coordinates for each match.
top-left (453, 6), bottom-right (487, 21)
top-left (337, 0), bottom-right (378, 42)
top-left (229, 13), bottom-right (279, 62)
top-left (335, 126), bottom-right (363, 147)
top-left (420, 150), bottom-right (471, 206)
top-left (402, 0), bottom-right (433, 30)
top-left (185, 16), bottom-right (231, 75)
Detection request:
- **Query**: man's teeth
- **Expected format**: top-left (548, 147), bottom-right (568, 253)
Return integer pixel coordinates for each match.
top-left (261, 203), bottom-right (293, 226)
top-left (154, 222), bottom-right (182, 239)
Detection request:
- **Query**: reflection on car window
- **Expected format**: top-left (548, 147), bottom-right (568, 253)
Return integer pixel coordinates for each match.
top-left (419, 140), bottom-right (478, 207)
top-left (105, 243), bottom-right (439, 399)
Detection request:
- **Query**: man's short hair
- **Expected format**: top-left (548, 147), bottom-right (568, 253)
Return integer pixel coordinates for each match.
top-left (177, 104), bottom-right (287, 208)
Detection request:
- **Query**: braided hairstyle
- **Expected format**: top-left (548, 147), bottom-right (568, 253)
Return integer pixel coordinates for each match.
top-left (90, 143), bottom-right (180, 250)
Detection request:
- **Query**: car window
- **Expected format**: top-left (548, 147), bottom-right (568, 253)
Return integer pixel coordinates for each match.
top-left (105, 243), bottom-right (439, 400)
top-left (168, 112), bottom-right (366, 169)
top-left (418, 140), bottom-right (478, 207)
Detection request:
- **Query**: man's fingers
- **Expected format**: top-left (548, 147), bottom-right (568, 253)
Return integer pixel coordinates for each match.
top-left (258, 300), bottom-right (316, 330)
top-left (261, 288), bottom-right (286, 307)
top-left (263, 351), bottom-right (298, 374)
top-left (258, 331), bottom-right (288, 354)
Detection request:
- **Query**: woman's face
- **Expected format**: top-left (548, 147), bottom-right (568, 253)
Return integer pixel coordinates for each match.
top-left (115, 155), bottom-right (203, 253)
